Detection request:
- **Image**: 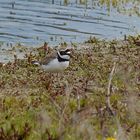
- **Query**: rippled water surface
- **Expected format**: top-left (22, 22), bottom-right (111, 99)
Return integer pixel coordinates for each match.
top-left (0, 0), bottom-right (140, 47)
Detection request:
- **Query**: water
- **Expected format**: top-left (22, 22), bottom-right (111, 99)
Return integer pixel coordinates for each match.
top-left (0, 0), bottom-right (140, 47)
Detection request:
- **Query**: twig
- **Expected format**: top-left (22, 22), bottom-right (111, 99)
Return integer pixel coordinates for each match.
top-left (58, 82), bottom-right (71, 128)
top-left (106, 62), bottom-right (116, 116)
top-left (58, 95), bottom-right (69, 126)
top-left (42, 92), bottom-right (61, 115)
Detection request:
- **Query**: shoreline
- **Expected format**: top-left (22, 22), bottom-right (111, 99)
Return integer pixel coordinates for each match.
top-left (0, 34), bottom-right (136, 63)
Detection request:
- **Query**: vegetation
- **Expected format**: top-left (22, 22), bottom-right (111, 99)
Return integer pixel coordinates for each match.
top-left (0, 35), bottom-right (140, 140)
top-left (63, 0), bottom-right (140, 16)
top-left (98, 0), bottom-right (140, 16)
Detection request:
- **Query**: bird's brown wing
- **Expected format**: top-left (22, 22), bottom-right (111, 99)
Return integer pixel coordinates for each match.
top-left (40, 52), bottom-right (57, 65)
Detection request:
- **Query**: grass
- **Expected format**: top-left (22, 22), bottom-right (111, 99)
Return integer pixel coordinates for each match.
top-left (0, 35), bottom-right (140, 140)
top-left (71, 0), bottom-right (140, 16)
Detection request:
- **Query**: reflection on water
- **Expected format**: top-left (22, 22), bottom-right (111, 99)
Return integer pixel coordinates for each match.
top-left (0, 0), bottom-right (140, 47)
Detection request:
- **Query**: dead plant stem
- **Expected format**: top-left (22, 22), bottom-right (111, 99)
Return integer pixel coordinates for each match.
top-left (106, 61), bottom-right (116, 115)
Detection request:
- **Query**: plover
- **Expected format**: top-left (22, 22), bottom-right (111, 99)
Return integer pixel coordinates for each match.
top-left (32, 49), bottom-right (71, 72)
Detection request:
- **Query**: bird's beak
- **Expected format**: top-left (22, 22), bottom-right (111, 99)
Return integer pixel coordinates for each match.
top-left (69, 53), bottom-right (73, 58)
top-left (66, 48), bottom-right (73, 58)
top-left (68, 49), bottom-right (74, 58)
top-left (67, 51), bottom-right (71, 55)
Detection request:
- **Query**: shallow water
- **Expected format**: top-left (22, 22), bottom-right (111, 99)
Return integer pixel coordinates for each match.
top-left (0, 0), bottom-right (140, 47)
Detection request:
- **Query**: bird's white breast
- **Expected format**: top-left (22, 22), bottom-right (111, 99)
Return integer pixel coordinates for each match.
top-left (41, 58), bottom-right (69, 72)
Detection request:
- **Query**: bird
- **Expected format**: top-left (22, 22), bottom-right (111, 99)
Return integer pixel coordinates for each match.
top-left (32, 48), bottom-right (71, 72)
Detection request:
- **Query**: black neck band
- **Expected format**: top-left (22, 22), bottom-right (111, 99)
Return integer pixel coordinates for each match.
top-left (57, 53), bottom-right (69, 62)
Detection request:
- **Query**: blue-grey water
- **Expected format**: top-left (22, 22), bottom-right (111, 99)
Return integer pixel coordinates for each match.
top-left (0, 0), bottom-right (140, 47)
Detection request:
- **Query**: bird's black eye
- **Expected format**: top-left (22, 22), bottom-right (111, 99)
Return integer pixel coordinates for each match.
top-left (59, 51), bottom-right (65, 55)
top-left (59, 49), bottom-right (71, 55)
